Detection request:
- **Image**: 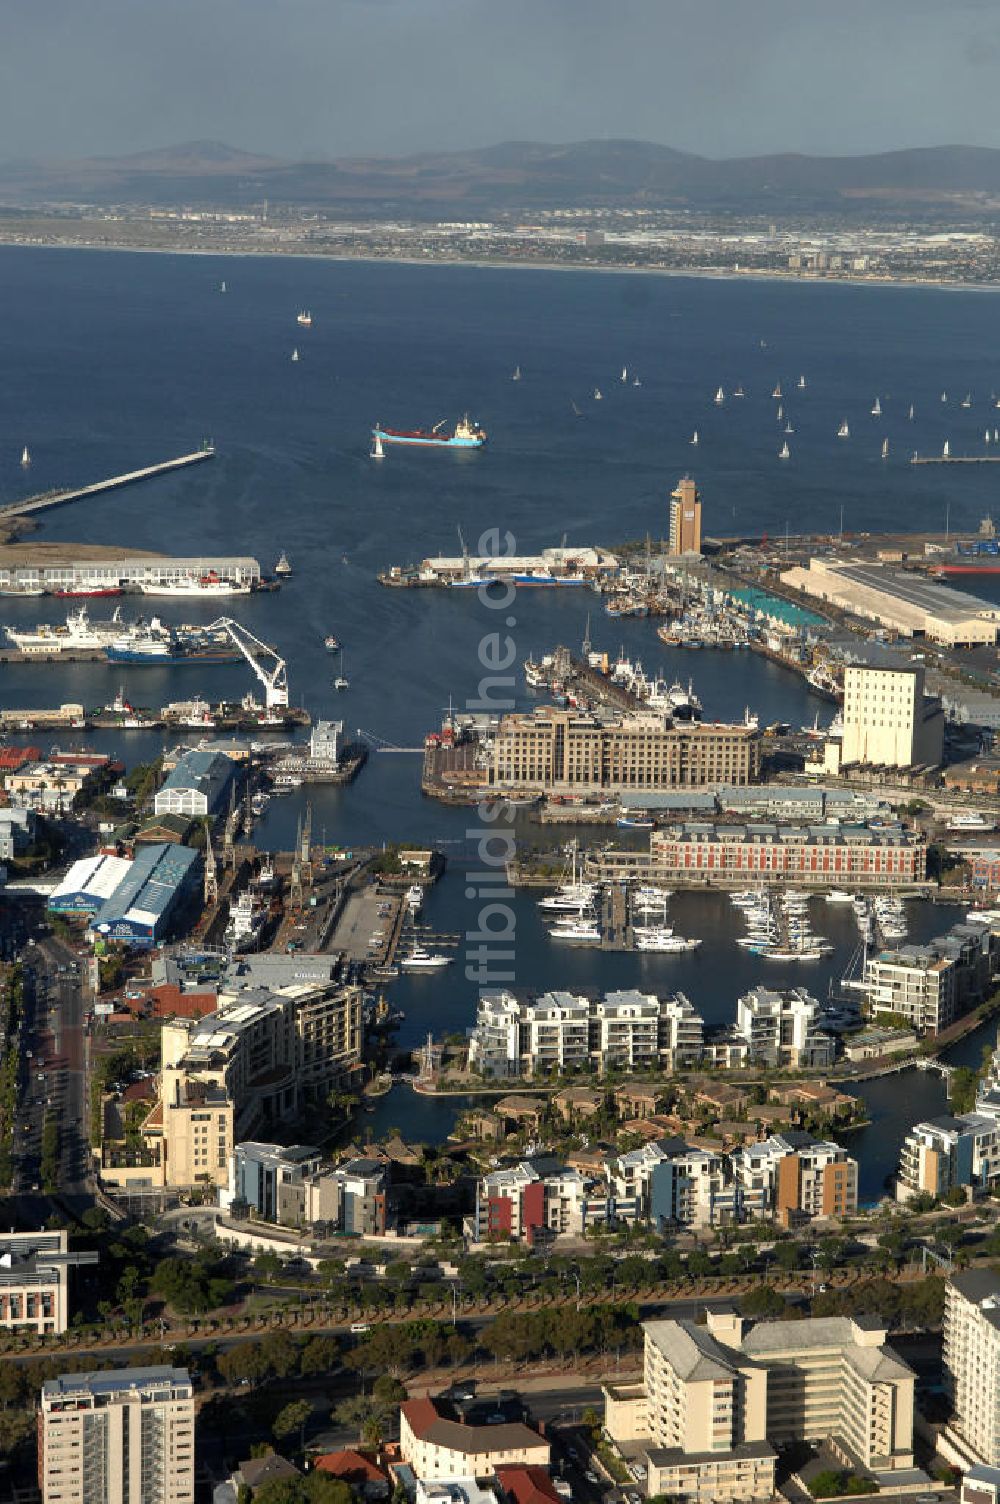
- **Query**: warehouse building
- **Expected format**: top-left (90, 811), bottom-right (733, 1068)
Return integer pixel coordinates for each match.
top-left (90, 842), bottom-right (202, 948)
top-left (48, 851), bottom-right (134, 917)
top-left (781, 557), bottom-right (1000, 646)
top-left (154, 748), bottom-right (236, 819)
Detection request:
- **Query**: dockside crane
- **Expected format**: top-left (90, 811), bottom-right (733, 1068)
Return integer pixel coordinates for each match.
top-left (208, 617), bottom-right (289, 711)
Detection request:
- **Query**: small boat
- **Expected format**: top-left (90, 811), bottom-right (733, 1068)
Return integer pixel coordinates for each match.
top-left (371, 431), bottom-right (385, 460)
top-left (941, 391), bottom-right (948, 402)
top-left (402, 947), bottom-right (452, 971)
top-left (943, 440), bottom-right (951, 458)
top-left (512, 365), bottom-right (521, 381)
top-left (881, 438), bottom-right (889, 459)
top-left (908, 404), bottom-right (914, 420)
top-left (777, 403), bottom-right (783, 419)
top-left (334, 649), bottom-right (349, 690)
top-left (324, 634), bottom-right (340, 652)
top-left (871, 397), bottom-right (881, 416)
top-left (632, 375), bottom-right (641, 387)
top-left (297, 310), bottom-right (312, 327)
top-left (797, 375), bottom-right (806, 389)
top-left (784, 421), bottom-right (794, 434)
top-left (986, 430), bottom-right (992, 444)
top-left (837, 420), bottom-right (849, 438)
top-left (734, 385), bottom-right (745, 398)
top-left (274, 551), bottom-right (292, 577)
top-left (772, 383), bottom-right (782, 399)
top-left (994, 428), bottom-right (999, 442)
top-left (219, 280), bottom-right (227, 294)
top-left (690, 430), bottom-right (699, 446)
top-left (779, 441), bottom-right (790, 460)
top-left (621, 366), bottom-right (628, 383)
top-left (20, 445), bottom-right (30, 467)
top-left (593, 387), bottom-right (603, 401)
top-left (714, 386), bottom-right (725, 405)
top-left (291, 348), bottom-right (299, 362)
top-left (962, 393), bottom-right (973, 408)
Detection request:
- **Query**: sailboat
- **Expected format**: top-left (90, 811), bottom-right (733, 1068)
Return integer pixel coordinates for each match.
top-left (512, 365), bottom-right (521, 382)
top-left (371, 430), bottom-right (385, 460)
top-left (291, 348), bottom-right (299, 362)
top-left (994, 428), bottom-right (999, 443)
top-left (621, 366), bottom-right (628, 383)
top-left (772, 383), bottom-right (782, 399)
top-left (779, 441), bottom-right (790, 460)
top-left (20, 445), bottom-right (30, 467)
top-left (784, 421), bottom-right (794, 434)
top-left (334, 649), bottom-right (349, 691)
top-left (962, 394), bottom-right (973, 408)
top-left (986, 430), bottom-right (992, 444)
top-left (881, 439), bottom-right (889, 459)
top-left (871, 397), bottom-right (882, 416)
top-left (837, 420), bottom-right (849, 438)
top-left (632, 375), bottom-right (641, 387)
top-left (941, 391), bottom-right (948, 402)
top-left (219, 280), bottom-right (227, 294)
top-left (734, 385), bottom-right (745, 398)
top-left (714, 386), bottom-right (725, 405)
top-left (690, 430), bottom-right (699, 446)
top-left (571, 401), bottom-right (582, 417)
top-left (777, 403), bottom-right (783, 419)
top-left (943, 440), bottom-right (951, 458)
top-left (593, 387), bottom-right (603, 401)
top-left (797, 375), bottom-right (806, 389)
top-left (908, 404), bottom-right (915, 420)
top-left (297, 310), bottom-right (312, 327)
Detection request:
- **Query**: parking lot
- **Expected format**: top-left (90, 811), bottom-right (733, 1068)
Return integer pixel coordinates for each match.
top-left (328, 884), bottom-right (402, 965)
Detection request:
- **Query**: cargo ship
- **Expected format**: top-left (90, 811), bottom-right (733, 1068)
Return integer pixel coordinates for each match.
top-left (372, 416), bottom-right (487, 450)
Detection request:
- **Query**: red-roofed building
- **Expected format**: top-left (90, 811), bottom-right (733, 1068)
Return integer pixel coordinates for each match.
top-left (0, 746), bottom-right (40, 771)
top-left (314, 1449), bottom-right (389, 1498)
top-left (399, 1398), bottom-right (549, 1480)
top-left (496, 1467), bottom-right (563, 1504)
top-left (147, 983), bottom-right (218, 1020)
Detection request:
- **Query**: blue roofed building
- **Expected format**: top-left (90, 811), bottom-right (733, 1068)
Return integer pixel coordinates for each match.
top-left (90, 842), bottom-right (202, 948)
top-left (154, 749), bottom-right (236, 820)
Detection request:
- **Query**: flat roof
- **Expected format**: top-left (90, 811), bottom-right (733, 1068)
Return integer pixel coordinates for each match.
top-left (828, 561), bottom-right (999, 623)
top-left (42, 1365), bottom-right (191, 1399)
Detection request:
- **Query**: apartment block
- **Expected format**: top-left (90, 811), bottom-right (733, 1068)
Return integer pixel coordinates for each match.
top-left (399, 1396), bottom-right (549, 1481)
top-left (0, 1230), bottom-right (84, 1335)
top-left (605, 1310), bottom-right (914, 1501)
top-left (897, 1113), bottom-right (1000, 1202)
top-left (943, 1270), bottom-right (1000, 1468)
top-left (730, 1132), bottom-right (859, 1226)
top-left (611, 1139), bottom-right (727, 1232)
top-left (864, 922), bottom-right (999, 1036)
top-left (668, 476), bottom-right (702, 557)
top-left (474, 1158), bottom-right (613, 1243)
top-left (734, 985), bottom-right (836, 1070)
top-left (841, 664), bottom-right (944, 769)
top-left (40, 1366), bottom-right (195, 1504)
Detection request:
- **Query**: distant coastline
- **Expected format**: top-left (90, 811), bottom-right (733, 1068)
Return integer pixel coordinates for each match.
top-left (1, 231), bottom-right (998, 297)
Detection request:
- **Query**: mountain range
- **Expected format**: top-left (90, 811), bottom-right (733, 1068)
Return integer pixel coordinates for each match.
top-left (4, 139), bottom-right (1000, 216)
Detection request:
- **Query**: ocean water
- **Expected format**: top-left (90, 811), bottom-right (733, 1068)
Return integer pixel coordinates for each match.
top-left (4, 246), bottom-right (1000, 1193)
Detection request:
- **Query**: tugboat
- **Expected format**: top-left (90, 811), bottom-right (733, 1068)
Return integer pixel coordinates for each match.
top-left (324, 634), bottom-right (340, 652)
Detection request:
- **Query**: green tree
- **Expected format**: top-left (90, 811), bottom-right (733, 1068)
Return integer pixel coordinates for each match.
top-left (273, 1398), bottom-right (312, 1454)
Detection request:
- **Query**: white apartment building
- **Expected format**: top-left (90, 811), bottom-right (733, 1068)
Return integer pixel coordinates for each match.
top-left (659, 993), bottom-right (705, 1068)
top-left (730, 1132), bottom-right (859, 1226)
top-left (399, 1397), bottom-right (550, 1480)
top-left (467, 991), bottom-right (522, 1077)
top-left (611, 1139), bottom-right (727, 1231)
top-left (864, 948), bottom-right (957, 1034)
top-left (605, 1310), bottom-right (914, 1501)
top-left (521, 991), bottom-right (591, 1074)
top-left (40, 1366), bottom-right (195, 1504)
top-left (944, 1270), bottom-right (1000, 1468)
top-left (735, 985), bottom-right (836, 1069)
top-left (841, 663), bottom-right (944, 769)
top-left (593, 990), bottom-right (661, 1069)
top-left (897, 1113), bottom-right (1000, 1202)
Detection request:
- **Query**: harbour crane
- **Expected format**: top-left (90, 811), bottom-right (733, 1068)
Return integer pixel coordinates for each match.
top-left (207, 617), bottom-right (288, 711)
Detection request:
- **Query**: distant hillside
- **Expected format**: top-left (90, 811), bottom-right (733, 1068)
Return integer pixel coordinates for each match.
top-left (3, 138), bottom-right (1000, 215)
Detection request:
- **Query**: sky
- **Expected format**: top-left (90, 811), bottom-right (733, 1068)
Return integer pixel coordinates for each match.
top-left (2, 0), bottom-right (1000, 163)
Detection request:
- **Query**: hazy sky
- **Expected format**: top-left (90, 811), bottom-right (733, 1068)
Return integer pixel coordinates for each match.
top-left (3, 0), bottom-right (1000, 162)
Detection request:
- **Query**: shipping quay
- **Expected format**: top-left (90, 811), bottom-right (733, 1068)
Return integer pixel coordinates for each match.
top-left (0, 699), bottom-right (310, 731)
top-left (378, 543), bottom-right (619, 588)
top-left (0, 444), bottom-right (215, 520)
top-left (0, 552), bottom-right (260, 595)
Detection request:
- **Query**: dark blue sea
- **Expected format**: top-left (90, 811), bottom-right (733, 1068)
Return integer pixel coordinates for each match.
top-left (5, 245), bottom-right (1000, 1196)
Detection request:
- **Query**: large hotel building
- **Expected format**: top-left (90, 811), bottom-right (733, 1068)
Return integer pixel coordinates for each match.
top-left (491, 708), bottom-right (760, 792)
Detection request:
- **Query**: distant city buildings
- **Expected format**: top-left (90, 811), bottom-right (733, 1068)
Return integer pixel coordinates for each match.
top-left (668, 475), bottom-right (702, 556)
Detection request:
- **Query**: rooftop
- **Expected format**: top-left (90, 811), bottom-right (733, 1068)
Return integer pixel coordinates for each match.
top-left (42, 1365), bottom-right (191, 1401)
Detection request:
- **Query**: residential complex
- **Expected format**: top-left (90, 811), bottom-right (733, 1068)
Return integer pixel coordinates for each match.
top-left (588, 819), bottom-right (926, 887)
top-left (863, 920), bottom-right (1000, 1035)
top-left (668, 475), bottom-right (702, 556)
top-left (490, 707), bottom-right (760, 793)
top-left (223, 1142), bottom-right (389, 1234)
top-left (896, 1113), bottom-right (1000, 1202)
top-left (841, 663), bottom-right (944, 769)
top-left (605, 1310), bottom-right (915, 1501)
top-left (40, 1366), bottom-right (195, 1504)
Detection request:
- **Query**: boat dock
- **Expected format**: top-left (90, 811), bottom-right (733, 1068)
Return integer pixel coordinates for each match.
top-left (0, 446), bottom-right (216, 520)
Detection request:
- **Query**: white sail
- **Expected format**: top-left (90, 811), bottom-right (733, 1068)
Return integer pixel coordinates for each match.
top-left (871, 397), bottom-right (881, 416)
top-left (772, 383), bottom-right (782, 398)
top-left (594, 387), bottom-right (602, 401)
top-left (777, 404), bottom-right (783, 419)
top-left (882, 439), bottom-right (889, 459)
top-left (512, 365), bottom-right (521, 381)
top-left (20, 446), bottom-right (30, 467)
top-left (714, 386), bottom-right (725, 404)
top-left (797, 375), bottom-right (806, 389)
top-left (779, 441), bottom-right (790, 460)
top-left (943, 440), bottom-right (951, 457)
top-left (837, 421), bottom-right (849, 438)
top-left (291, 348), bottom-right (299, 362)
top-left (621, 367), bottom-right (628, 383)
top-left (908, 404), bottom-right (914, 420)
top-left (690, 431), bottom-right (699, 446)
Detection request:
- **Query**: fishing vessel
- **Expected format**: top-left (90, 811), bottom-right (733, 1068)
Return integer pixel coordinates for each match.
top-left (372, 416), bottom-right (487, 450)
top-left (140, 573), bottom-right (251, 597)
top-left (296, 310), bottom-right (312, 327)
top-left (7, 604), bottom-right (125, 654)
top-left (837, 420), bottom-right (849, 438)
top-left (53, 585), bottom-right (123, 598)
top-left (274, 552), bottom-right (292, 577)
top-left (324, 634), bottom-right (340, 652)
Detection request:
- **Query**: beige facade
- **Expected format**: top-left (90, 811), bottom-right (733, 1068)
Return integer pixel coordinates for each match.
top-left (842, 664), bottom-right (943, 768)
top-left (40, 1366), bottom-right (194, 1504)
top-left (136, 981), bottom-right (361, 1190)
top-left (492, 708), bottom-right (760, 793)
top-left (0, 1231), bottom-right (72, 1335)
top-left (781, 557), bottom-right (1000, 646)
top-left (399, 1399), bottom-right (550, 1480)
top-left (605, 1310), bottom-right (915, 1500)
top-left (944, 1270), bottom-right (1000, 1467)
top-left (669, 476), bottom-right (702, 556)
